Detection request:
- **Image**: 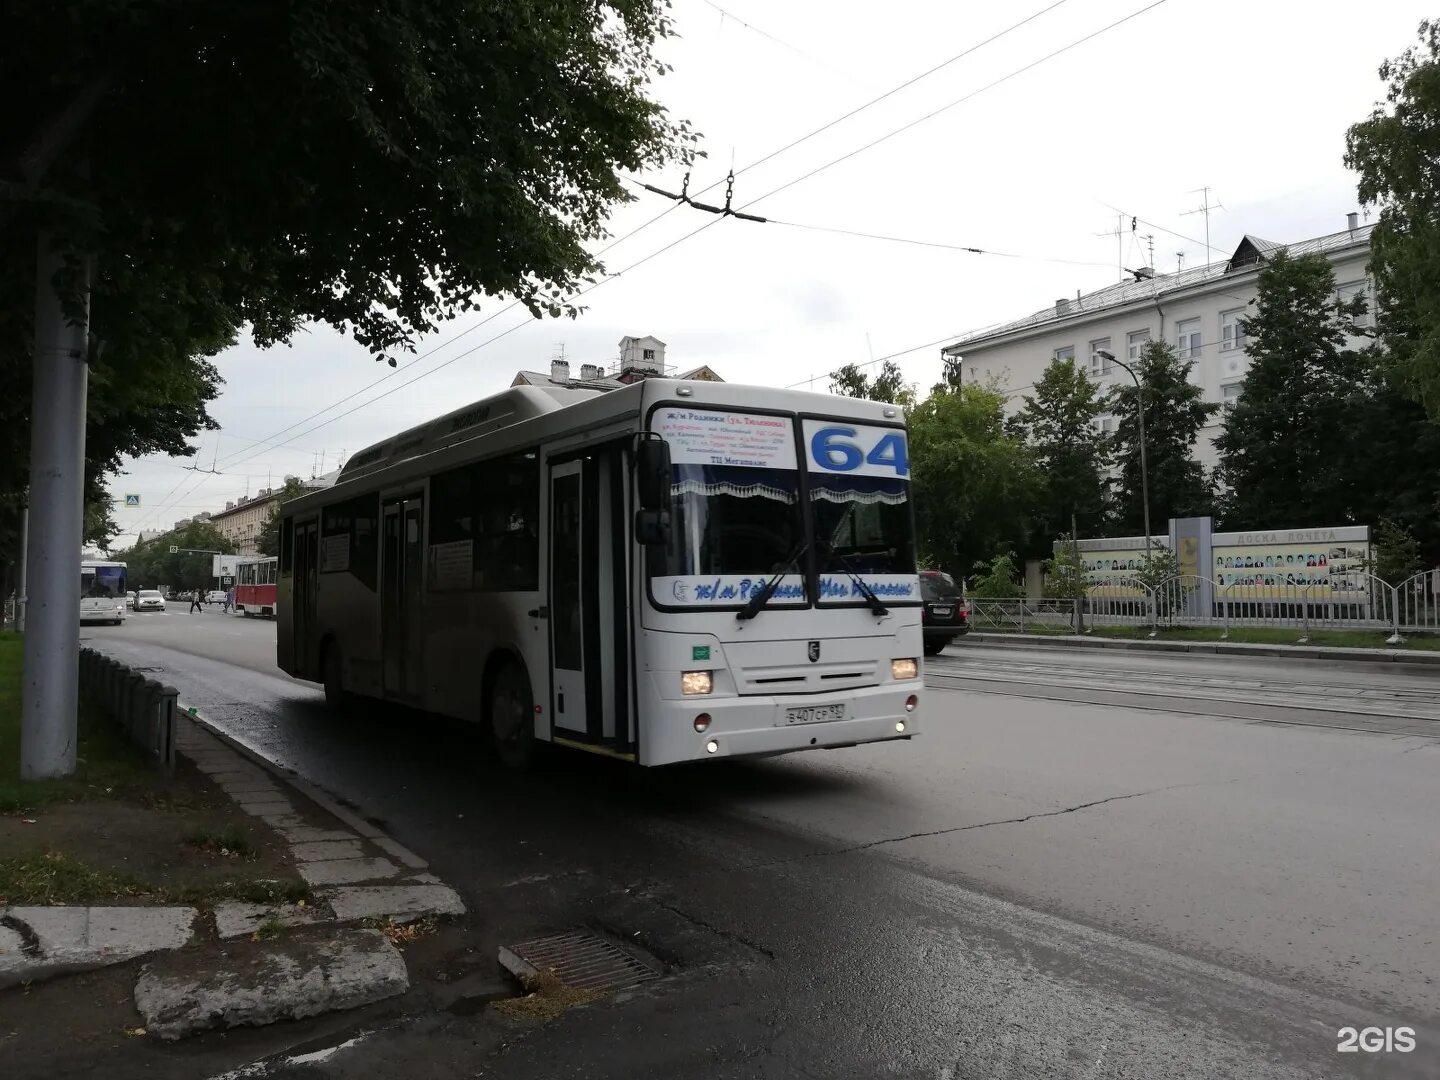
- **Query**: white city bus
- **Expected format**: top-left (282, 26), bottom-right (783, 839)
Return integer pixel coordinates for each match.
top-left (278, 378), bottom-right (923, 766)
top-left (81, 559), bottom-right (128, 625)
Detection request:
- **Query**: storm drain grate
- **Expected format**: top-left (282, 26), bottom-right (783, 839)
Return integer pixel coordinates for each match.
top-left (500, 931), bottom-right (660, 992)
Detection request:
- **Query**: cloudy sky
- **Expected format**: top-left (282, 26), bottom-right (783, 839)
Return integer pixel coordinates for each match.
top-left (112, 0), bottom-right (1423, 546)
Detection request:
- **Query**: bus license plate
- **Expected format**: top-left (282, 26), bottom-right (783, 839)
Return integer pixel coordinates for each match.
top-left (784, 703), bottom-right (846, 725)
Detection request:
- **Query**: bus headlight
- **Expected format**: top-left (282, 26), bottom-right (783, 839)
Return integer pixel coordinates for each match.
top-left (680, 670), bottom-right (713, 696)
top-left (891, 658), bottom-right (919, 681)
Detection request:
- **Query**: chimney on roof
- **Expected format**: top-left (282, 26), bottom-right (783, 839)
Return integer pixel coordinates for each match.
top-left (579, 363), bottom-right (601, 381)
top-left (551, 358), bottom-right (570, 383)
top-left (225, 501), bottom-right (234, 510)
top-left (1135, 266), bottom-right (1156, 280)
top-left (1055, 298), bottom-right (1072, 316)
top-left (1347, 211), bottom-right (1359, 232)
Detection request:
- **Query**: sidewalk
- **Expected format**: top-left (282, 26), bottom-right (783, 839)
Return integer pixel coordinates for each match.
top-left (1, 634), bottom-right (467, 1041)
top-left (964, 631), bottom-right (1440, 666)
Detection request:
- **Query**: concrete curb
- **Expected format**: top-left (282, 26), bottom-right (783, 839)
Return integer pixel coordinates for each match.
top-left (964, 632), bottom-right (1440, 666)
top-left (134, 928), bottom-right (409, 1040)
top-left (174, 701), bottom-right (466, 933)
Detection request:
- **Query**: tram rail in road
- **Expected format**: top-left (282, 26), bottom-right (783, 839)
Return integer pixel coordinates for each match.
top-left (925, 648), bottom-right (1440, 741)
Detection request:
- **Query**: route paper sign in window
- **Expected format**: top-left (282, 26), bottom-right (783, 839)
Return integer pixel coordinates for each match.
top-left (653, 407), bottom-right (797, 470)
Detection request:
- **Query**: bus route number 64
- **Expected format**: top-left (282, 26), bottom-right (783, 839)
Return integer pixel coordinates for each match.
top-left (809, 426), bottom-right (909, 476)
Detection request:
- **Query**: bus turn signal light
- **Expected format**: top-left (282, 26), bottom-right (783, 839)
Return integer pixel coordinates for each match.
top-left (694, 713), bottom-right (711, 732)
top-left (891, 658), bottom-right (918, 681)
top-left (681, 670), bottom-right (713, 695)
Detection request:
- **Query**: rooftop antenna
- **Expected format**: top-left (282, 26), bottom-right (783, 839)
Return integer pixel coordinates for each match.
top-left (1181, 186), bottom-right (1224, 261)
top-left (1176, 251), bottom-right (1185, 272)
top-left (1096, 213), bottom-right (1125, 283)
top-left (1142, 234), bottom-right (1156, 269)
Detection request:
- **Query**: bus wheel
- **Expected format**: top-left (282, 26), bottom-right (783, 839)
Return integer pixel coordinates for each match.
top-left (489, 660), bottom-right (537, 769)
top-left (322, 643), bottom-right (346, 712)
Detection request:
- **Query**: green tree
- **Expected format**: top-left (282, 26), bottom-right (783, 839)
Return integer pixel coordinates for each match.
top-left (120, 521), bottom-right (235, 593)
top-left (8, 2), bottom-right (694, 357)
top-left (1345, 20), bottom-right (1440, 417)
top-left (1106, 341), bottom-right (1217, 534)
top-left (1013, 357), bottom-right (1108, 545)
top-left (908, 383), bottom-right (1041, 580)
top-left (968, 551), bottom-right (1024, 598)
top-left (1370, 518), bottom-right (1424, 584)
top-left (3, 0), bottom-right (694, 569)
top-left (1215, 251), bottom-right (1369, 529)
top-left (1043, 536), bottom-right (1088, 600)
top-left (829, 360), bottom-right (913, 406)
top-left (256, 478), bottom-right (314, 557)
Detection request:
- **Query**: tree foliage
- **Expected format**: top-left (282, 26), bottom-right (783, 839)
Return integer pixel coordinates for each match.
top-left (1013, 357), bottom-right (1108, 543)
top-left (1345, 20), bottom-right (1440, 417)
top-left (1105, 341), bottom-right (1217, 533)
top-left (967, 551), bottom-right (1024, 598)
top-left (1215, 251), bottom-right (1369, 529)
top-left (908, 383), bottom-right (1040, 580)
top-left (6, 1), bottom-right (695, 356)
top-left (1371, 518), bottom-right (1424, 585)
top-left (256, 478), bottom-right (314, 557)
top-left (3, 0), bottom-right (695, 573)
top-left (117, 521), bottom-right (236, 592)
top-left (829, 360), bottom-right (913, 406)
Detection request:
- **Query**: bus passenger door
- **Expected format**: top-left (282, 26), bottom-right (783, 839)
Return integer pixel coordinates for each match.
top-left (381, 495), bottom-right (425, 700)
top-left (293, 519), bottom-right (319, 677)
top-left (548, 447), bottom-right (632, 754)
top-left (549, 461), bottom-right (588, 734)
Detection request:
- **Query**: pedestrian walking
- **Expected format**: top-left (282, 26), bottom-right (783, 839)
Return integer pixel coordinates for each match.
top-left (189, 592), bottom-right (202, 614)
top-left (224, 588), bottom-right (234, 614)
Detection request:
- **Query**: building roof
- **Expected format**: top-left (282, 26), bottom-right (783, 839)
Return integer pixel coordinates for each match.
top-left (942, 224), bottom-right (1375, 354)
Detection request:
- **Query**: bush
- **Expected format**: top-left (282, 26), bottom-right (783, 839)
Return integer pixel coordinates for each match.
top-left (969, 552), bottom-right (1024, 598)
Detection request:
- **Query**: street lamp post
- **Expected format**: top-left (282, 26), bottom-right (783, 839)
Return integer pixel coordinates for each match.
top-left (1098, 350), bottom-right (1152, 559)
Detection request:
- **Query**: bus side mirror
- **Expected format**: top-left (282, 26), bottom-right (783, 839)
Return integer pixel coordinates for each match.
top-left (634, 509), bottom-right (671, 547)
top-left (635, 439), bottom-right (671, 510)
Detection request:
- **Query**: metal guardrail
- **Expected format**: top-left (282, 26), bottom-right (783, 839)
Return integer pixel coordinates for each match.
top-left (78, 647), bottom-right (177, 774)
top-left (973, 571), bottom-right (1440, 644)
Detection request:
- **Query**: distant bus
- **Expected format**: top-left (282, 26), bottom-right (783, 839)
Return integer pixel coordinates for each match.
top-left (278, 378), bottom-right (924, 768)
top-left (235, 556), bottom-right (278, 617)
top-left (81, 559), bottom-right (128, 625)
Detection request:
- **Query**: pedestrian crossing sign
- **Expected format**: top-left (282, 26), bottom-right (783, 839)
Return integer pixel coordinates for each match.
top-left (125, 494), bottom-right (140, 507)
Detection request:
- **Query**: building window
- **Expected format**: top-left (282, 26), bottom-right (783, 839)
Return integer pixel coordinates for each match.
top-left (1220, 309), bottom-right (1247, 352)
top-left (1127, 329), bottom-right (1149, 362)
top-left (1221, 382), bottom-right (1243, 411)
top-left (1337, 280), bottom-right (1371, 328)
top-left (1089, 338), bottom-right (1112, 375)
top-left (643, 348), bottom-right (656, 360)
top-left (1054, 345), bottom-right (1075, 363)
top-left (1094, 414), bottom-right (1115, 434)
top-left (1176, 318), bottom-right (1201, 359)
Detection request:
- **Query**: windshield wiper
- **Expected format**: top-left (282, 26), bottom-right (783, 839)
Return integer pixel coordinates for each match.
top-left (827, 551), bottom-right (889, 616)
top-left (737, 539), bottom-right (808, 621)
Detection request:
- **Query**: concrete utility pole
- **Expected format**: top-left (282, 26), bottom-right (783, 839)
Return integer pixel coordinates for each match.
top-left (16, 507), bottom-right (28, 633)
top-left (22, 238), bottom-right (90, 779)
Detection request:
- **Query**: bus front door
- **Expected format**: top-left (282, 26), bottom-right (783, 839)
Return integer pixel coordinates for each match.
top-left (293, 519), bottom-right (319, 677)
top-left (548, 448), bottom-right (632, 755)
top-left (381, 495), bottom-right (425, 700)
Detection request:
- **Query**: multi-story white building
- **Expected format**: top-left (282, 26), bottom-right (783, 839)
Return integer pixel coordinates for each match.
top-left (511, 335), bottom-right (723, 392)
top-left (941, 216), bottom-right (1375, 468)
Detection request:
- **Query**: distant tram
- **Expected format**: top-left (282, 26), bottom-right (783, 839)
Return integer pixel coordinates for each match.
top-left (235, 556), bottom-right (278, 617)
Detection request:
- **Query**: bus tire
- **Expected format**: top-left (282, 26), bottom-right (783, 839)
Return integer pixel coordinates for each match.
top-left (488, 659), bottom-right (537, 770)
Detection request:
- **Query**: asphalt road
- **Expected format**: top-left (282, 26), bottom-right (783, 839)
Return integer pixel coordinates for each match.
top-left (71, 613), bottom-right (1440, 1079)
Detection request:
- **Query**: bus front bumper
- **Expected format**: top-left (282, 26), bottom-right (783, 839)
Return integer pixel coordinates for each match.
top-left (642, 686), bottom-right (921, 765)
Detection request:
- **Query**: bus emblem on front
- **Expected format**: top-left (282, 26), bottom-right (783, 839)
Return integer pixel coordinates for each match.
top-left (808, 641), bottom-right (821, 663)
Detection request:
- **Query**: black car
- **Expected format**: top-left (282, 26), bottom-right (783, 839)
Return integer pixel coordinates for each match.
top-left (920, 570), bottom-right (969, 656)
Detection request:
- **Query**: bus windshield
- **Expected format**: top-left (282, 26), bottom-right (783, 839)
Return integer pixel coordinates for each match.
top-left (81, 565), bottom-right (126, 599)
top-left (659, 463), bottom-right (802, 578)
top-left (811, 474), bottom-right (915, 577)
